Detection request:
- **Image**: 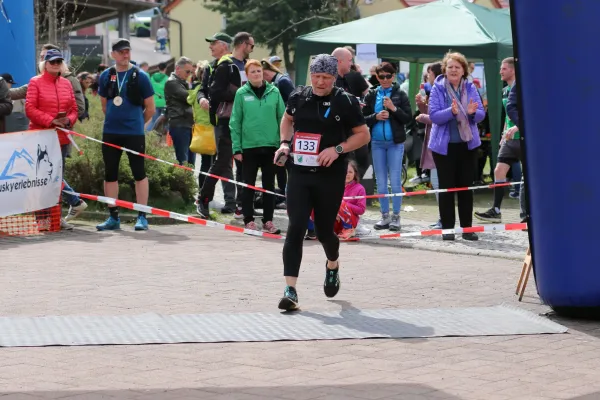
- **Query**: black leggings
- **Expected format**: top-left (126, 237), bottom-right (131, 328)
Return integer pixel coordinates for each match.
top-left (242, 147), bottom-right (276, 224)
top-left (432, 143), bottom-right (477, 229)
top-left (283, 165), bottom-right (346, 277)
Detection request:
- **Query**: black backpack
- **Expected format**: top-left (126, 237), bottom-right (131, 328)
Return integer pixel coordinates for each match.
top-left (106, 66), bottom-right (143, 106)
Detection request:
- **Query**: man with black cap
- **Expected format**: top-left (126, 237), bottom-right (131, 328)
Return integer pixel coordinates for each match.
top-left (0, 74), bottom-right (15, 133)
top-left (196, 32), bottom-right (255, 219)
top-left (96, 38), bottom-right (155, 232)
top-left (195, 32), bottom-right (238, 214)
top-left (273, 54), bottom-right (371, 311)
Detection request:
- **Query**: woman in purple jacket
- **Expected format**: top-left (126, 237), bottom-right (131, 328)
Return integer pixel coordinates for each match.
top-left (428, 52), bottom-right (485, 241)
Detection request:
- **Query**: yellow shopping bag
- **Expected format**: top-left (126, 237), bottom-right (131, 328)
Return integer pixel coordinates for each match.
top-left (189, 124), bottom-right (216, 155)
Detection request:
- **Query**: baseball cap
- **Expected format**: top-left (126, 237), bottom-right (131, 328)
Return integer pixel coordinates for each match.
top-left (261, 59), bottom-right (282, 74)
top-left (44, 49), bottom-right (64, 62)
top-left (112, 38), bottom-right (131, 52)
top-left (1, 73), bottom-right (16, 84)
top-left (269, 56), bottom-right (282, 64)
top-left (205, 32), bottom-right (232, 44)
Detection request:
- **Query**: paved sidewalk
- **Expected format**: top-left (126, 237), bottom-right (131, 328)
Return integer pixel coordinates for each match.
top-left (1, 225), bottom-right (599, 400)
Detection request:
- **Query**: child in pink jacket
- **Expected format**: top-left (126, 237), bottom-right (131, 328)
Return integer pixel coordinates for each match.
top-left (336, 161), bottom-right (367, 239)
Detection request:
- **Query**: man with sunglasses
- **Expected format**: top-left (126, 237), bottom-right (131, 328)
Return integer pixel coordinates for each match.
top-left (164, 56), bottom-right (195, 166)
top-left (197, 32), bottom-right (255, 219)
top-left (96, 39), bottom-right (155, 232)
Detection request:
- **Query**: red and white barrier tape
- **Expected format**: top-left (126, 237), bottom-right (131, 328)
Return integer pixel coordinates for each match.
top-left (59, 129), bottom-right (522, 201)
top-left (343, 181), bottom-right (523, 200)
top-left (58, 128), bottom-right (286, 199)
top-left (64, 191), bottom-right (527, 241)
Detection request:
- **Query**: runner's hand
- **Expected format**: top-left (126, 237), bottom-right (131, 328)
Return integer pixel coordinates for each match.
top-left (273, 145), bottom-right (290, 166)
top-left (317, 147), bottom-right (339, 167)
top-left (234, 154), bottom-right (243, 162)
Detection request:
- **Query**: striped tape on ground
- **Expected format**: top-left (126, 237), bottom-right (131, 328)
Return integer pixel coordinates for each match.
top-left (65, 191), bottom-right (527, 242)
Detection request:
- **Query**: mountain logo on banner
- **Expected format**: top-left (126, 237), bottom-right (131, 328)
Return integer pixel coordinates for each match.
top-left (0, 148), bottom-right (34, 181)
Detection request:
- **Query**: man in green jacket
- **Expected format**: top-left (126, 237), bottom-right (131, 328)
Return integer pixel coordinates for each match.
top-left (148, 62), bottom-right (168, 132)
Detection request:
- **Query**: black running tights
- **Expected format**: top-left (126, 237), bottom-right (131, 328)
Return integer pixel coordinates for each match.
top-left (283, 165), bottom-right (346, 278)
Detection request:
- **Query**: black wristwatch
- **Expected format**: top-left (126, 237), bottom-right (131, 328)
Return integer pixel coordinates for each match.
top-left (335, 144), bottom-right (344, 154)
top-left (280, 140), bottom-right (291, 146)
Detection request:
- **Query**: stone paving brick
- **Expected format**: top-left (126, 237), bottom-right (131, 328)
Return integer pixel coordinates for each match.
top-left (1, 224), bottom-right (599, 400)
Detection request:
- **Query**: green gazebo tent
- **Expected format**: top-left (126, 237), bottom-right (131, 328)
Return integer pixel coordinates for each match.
top-left (295, 0), bottom-right (513, 164)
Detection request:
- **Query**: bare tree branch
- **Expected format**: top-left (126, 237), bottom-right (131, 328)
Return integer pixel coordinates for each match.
top-left (266, 15), bottom-right (336, 43)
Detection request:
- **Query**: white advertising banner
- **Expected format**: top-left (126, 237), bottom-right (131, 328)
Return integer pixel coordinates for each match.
top-left (0, 130), bottom-right (63, 217)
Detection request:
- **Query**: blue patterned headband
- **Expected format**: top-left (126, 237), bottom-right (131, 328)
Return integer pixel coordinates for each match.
top-left (309, 54), bottom-right (338, 77)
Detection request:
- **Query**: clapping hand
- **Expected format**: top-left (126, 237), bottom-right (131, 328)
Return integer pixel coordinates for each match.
top-left (467, 99), bottom-right (478, 115)
top-left (382, 96), bottom-right (395, 111)
top-left (451, 99), bottom-right (459, 115)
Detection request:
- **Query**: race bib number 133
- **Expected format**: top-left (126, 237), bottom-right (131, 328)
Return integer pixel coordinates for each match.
top-left (293, 132), bottom-right (321, 167)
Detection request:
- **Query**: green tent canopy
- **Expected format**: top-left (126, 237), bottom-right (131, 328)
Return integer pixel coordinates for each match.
top-left (295, 0), bottom-right (513, 165)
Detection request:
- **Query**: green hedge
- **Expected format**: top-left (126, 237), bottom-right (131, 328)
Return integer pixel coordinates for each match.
top-left (64, 95), bottom-right (197, 211)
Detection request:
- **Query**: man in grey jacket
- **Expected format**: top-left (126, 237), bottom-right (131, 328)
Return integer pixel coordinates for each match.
top-left (164, 56), bottom-right (195, 166)
top-left (0, 77), bottom-right (14, 133)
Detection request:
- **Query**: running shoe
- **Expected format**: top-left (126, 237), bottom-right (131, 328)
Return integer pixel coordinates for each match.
top-left (324, 262), bottom-right (340, 298)
top-left (96, 216), bottom-right (120, 231)
top-left (474, 208), bottom-right (502, 223)
top-left (263, 221), bottom-right (281, 234)
top-left (278, 286), bottom-right (299, 311)
top-left (134, 216), bottom-right (149, 231)
top-left (64, 200), bottom-right (88, 222)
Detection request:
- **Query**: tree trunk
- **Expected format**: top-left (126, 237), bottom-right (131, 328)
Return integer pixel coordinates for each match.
top-left (282, 40), bottom-right (295, 81)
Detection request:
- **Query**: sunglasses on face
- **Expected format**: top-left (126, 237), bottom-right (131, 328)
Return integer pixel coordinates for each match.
top-left (245, 42), bottom-right (255, 49)
top-left (378, 74), bottom-right (393, 80)
top-left (48, 60), bottom-right (63, 66)
top-left (183, 69), bottom-right (194, 74)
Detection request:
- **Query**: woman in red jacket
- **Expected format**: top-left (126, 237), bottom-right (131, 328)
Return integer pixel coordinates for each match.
top-left (26, 49), bottom-right (87, 230)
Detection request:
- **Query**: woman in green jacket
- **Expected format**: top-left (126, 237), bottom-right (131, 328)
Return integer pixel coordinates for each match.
top-left (230, 59), bottom-right (285, 234)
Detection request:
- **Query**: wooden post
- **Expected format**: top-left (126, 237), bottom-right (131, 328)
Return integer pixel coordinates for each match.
top-left (517, 246), bottom-right (532, 301)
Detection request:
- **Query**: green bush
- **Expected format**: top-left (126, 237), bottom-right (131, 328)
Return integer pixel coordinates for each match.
top-left (64, 95), bottom-right (198, 211)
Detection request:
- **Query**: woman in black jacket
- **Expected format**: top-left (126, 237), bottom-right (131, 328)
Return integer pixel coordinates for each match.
top-left (362, 62), bottom-right (412, 231)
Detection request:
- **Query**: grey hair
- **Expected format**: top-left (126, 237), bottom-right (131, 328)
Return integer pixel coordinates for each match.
top-left (216, 40), bottom-right (231, 51)
top-left (176, 56), bottom-right (193, 68)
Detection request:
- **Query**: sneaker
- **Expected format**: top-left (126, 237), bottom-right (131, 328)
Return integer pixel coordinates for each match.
top-left (275, 201), bottom-right (287, 210)
top-left (474, 208), bottom-right (502, 223)
top-left (374, 213), bottom-right (391, 230)
top-left (278, 286), bottom-right (299, 311)
top-left (409, 175), bottom-right (424, 184)
top-left (96, 216), bottom-right (120, 231)
top-left (245, 221), bottom-right (259, 231)
top-left (134, 216), bottom-right (149, 231)
top-left (324, 261), bottom-right (340, 298)
top-left (221, 206), bottom-right (235, 214)
top-left (64, 200), bottom-right (87, 222)
top-left (389, 214), bottom-right (401, 231)
top-left (263, 221), bottom-right (281, 234)
top-left (197, 199), bottom-right (210, 219)
top-left (338, 228), bottom-right (356, 240)
top-left (234, 207), bottom-right (244, 219)
top-left (305, 230), bottom-right (317, 240)
top-left (509, 192), bottom-right (520, 199)
top-left (462, 232), bottom-right (479, 241)
top-left (442, 233), bottom-right (455, 241)
top-left (60, 218), bottom-right (73, 231)
top-left (429, 219), bottom-right (442, 229)
top-left (254, 209), bottom-right (263, 217)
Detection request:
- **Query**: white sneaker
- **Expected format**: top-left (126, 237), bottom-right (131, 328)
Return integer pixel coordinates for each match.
top-left (64, 200), bottom-right (88, 222)
top-left (409, 176), bottom-right (424, 184)
top-left (60, 218), bottom-right (74, 231)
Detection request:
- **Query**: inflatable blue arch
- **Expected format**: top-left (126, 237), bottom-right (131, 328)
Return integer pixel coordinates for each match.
top-left (512, 0), bottom-right (600, 318)
top-left (0, 0), bottom-right (36, 85)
